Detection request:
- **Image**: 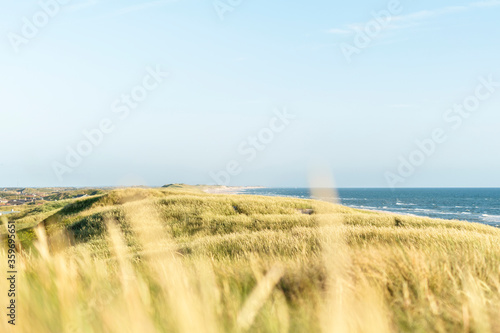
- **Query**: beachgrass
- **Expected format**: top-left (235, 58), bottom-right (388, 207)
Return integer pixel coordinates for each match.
top-left (1, 187), bottom-right (499, 332)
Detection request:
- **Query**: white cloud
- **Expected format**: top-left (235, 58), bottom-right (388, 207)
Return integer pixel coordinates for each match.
top-left (328, 0), bottom-right (500, 36)
top-left (471, 0), bottom-right (500, 7)
top-left (391, 5), bottom-right (468, 25)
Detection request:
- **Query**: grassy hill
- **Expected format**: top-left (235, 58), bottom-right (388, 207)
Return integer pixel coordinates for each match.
top-left (42, 188), bottom-right (106, 201)
top-left (1, 187), bottom-right (500, 332)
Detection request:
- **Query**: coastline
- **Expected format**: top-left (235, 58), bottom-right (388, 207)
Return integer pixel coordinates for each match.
top-left (6, 186), bottom-right (500, 332)
top-left (203, 186), bottom-right (408, 216)
top-left (202, 187), bottom-right (490, 224)
top-left (202, 186), bottom-right (265, 195)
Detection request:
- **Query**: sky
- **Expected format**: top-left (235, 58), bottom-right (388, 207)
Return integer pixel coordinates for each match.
top-left (1, 0), bottom-right (499, 188)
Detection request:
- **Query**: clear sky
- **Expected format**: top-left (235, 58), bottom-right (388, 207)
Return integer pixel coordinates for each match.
top-left (1, 0), bottom-right (499, 188)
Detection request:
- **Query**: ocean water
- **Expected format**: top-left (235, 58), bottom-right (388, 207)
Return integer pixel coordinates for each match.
top-left (238, 188), bottom-right (500, 228)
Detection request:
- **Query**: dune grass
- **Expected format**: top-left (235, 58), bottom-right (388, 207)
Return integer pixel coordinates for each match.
top-left (1, 187), bottom-right (499, 332)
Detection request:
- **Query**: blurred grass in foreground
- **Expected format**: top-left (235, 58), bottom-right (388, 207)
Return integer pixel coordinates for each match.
top-left (1, 187), bottom-right (500, 332)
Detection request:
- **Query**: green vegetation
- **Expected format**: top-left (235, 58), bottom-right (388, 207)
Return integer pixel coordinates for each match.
top-left (162, 183), bottom-right (203, 190)
top-left (42, 188), bottom-right (106, 201)
top-left (1, 187), bottom-right (499, 332)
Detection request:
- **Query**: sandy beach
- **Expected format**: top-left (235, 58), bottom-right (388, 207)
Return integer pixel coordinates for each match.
top-left (202, 186), bottom-right (264, 195)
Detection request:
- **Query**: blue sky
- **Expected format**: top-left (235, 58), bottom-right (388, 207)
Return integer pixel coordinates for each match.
top-left (1, 0), bottom-right (499, 187)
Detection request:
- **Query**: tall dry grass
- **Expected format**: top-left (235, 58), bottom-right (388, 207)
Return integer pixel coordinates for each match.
top-left (0, 188), bottom-right (499, 332)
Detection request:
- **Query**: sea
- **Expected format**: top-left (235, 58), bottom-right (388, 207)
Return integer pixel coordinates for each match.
top-left (237, 188), bottom-right (500, 228)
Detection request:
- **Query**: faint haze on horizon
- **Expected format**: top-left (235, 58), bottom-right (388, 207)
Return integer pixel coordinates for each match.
top-left (1, 0), bottom-right (499, 188)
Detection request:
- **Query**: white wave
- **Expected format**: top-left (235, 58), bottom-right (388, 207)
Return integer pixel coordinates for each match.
top-left (482, 214), bottom-right (500, 223)
top-left (395, 202), bottom-right (417, 206)
top-left (353, 205), bottom-right (378, 210)
top-left (413, 208), bottom-right (434, 212)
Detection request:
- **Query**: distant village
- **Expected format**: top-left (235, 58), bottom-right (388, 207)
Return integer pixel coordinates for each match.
top-left (0, 188), bottom-right (48, 207)
top-left (0, 188), bottom-right (90, 207)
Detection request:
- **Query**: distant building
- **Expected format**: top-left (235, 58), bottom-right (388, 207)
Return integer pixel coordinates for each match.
top-left (7, 200), bottom-right (28, 206)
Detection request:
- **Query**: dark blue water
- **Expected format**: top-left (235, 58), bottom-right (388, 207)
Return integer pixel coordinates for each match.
top-left (238, 188), bottom-right (500, 227)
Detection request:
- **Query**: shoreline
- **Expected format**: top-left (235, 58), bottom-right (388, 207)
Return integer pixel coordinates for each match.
top-left (202, 186), bottom-right (264, 195)
top-left (203, 187), bottom-right (408, 216)
top-left (203, 187), bottom-right (497, 225)
top-left (202, 187), bottom-right (499, 227)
